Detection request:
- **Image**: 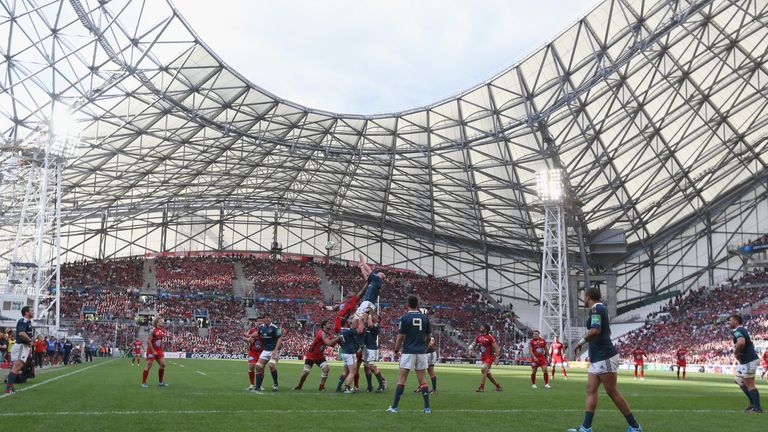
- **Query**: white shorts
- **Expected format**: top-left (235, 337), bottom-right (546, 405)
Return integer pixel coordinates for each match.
top-left (341, 353), bottom-right (358, 367)
top-left (363, 348), bottom-right (378, 364)
top-left (10, 343), bottom-right (31, 363)
top-left (355, 300), bottom-right (376, 316)
top-left (736, 359), bottom-right (759, 379)
top-left (258, 350), bottom-right (277, 362)
top-left (427, 351), bottom-right (437, 366)
top-left (588, 354), bottom-right (620, 375)
top-left (399, 353), bottom-right (428, 371)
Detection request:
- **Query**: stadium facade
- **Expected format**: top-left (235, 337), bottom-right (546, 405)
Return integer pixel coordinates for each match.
top-left (1, 0), bottom-right (767, 308)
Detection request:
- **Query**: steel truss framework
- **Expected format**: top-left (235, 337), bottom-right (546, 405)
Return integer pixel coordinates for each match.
top-left (1, 0), bottom-right (768, 306)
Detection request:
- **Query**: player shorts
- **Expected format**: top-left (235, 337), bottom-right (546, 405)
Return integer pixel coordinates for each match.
top-left (355, 300), bottom-right (376, 316)
top-left (426, 351), bottom-right (437, 366)
top-left (677, 362), bottom-right (686, 368)
top-left (552, 356), bottom-right (564, 364)
top-left (400, 353), bottom-right (428, 371)
top-left (530, 356), bottom-right (546, 368)
top-left (588, 354), bottom-right (620, 375)
top-left (133, 350), bottom-right (141, 357)
top-left (247, 351), bottom-right (263, 364)
top-left (146, 350), bottom-right (164, 360)
top-left (341, 353), bottom-right (358, 367)
top-left (46, 350), bottom-right (55, 357)
top-left (363, 348), bottom-right (378, 364)
top-left (259, 350), bottom-right (277, 362)
top-left (304, 358), bottom-right (326, 368)
top-left (10, 343), bottom-right (31, 362)
top-left (736, 359), bottom-right (759, 379)
top-left (634, 361), bottom-right (644, 367)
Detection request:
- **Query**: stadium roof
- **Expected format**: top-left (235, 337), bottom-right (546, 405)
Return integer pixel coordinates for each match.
top-left (1, 0), bottom-right (767, 262)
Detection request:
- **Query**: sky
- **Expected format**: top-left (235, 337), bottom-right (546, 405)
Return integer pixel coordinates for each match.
top-left (174, 0), bottom-right (598, 115)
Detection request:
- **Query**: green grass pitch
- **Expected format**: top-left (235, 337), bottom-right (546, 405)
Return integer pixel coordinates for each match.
top-left (1, 359), bottom-right (765, 431)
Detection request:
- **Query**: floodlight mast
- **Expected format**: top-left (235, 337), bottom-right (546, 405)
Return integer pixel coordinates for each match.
top-left (2, 105), bottom-right (80, 331)
top-left (537, 168), bottom-right (571, 346)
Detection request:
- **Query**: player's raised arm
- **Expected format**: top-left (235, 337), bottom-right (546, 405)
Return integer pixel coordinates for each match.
top-left (358, 254), bottom-right (372, 279)
top-left (354, 284), bottom-right (368, 300)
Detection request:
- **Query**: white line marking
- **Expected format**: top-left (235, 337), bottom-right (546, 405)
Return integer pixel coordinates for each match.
top-left (195, 370), bottom-right (207, 376)
top-left (0, 408), bottom-right (744, 416)
top-left (0, 359), bottom-right (115, 399)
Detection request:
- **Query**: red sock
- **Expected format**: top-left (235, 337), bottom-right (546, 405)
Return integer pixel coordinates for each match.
top-left (634, 367), bottom-right (638, 378)
top-left (562, 368), bottom-right (567, 378)
top-left (543, 371), bottom-right (549, 385)
top-left (640, 369), bottom-right (644, 378)
top-left (319, 384), bottom-right (325, 390)
top-left (158, 368), bottom-right (165, 383)
top-left (142, 370), bottom-right (149, 384)
top-left (531, 372), bottom-right (536, 385)
top-left (682, 370), bottom-right (686, 380)
top-left (248, 371), bottom-right (255, 385)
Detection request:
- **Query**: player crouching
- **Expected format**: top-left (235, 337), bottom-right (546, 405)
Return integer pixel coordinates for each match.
top-left (468, 324), bottom-right (502, 392)
top-left (295, 319), bottom-right (339, 391)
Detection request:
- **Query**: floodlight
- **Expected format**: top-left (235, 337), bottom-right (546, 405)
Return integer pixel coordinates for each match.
top-left (48, 104), bottom-right (82, 159)
top-left (536, 168), bottom-right (563, 203)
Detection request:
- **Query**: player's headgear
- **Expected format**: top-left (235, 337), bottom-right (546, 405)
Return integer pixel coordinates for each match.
top-left (730, 314), bottom-right (743, 324)
top-left (407, 295), bottom-right (419, 309)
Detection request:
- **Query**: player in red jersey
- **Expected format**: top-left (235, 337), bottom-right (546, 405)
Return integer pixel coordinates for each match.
top-left (632, 346), bottom-right (645, 380)
top-left (328, 283), bottom-right (368, 333)
top-left (468, 324), bottom-right (502, 392)
top-left (131, 338), bottom-right (143, 366)
top-left (549, 335), bottom-right (568, 380)
top-left (244, 319), bottom-right (264, 391)
top-left (141, 316), bottom-right (167, 388)
top-left (760, 350), bottom-right (768, 380)
top-left (675, 347), bottom-right (687, 381)
top-left (294, 319), bottom-right (339, 391)
top-left (529, 330), bottom-right (550, 389)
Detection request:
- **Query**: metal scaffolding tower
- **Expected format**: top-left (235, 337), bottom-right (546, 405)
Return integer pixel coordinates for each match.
top-left (537, 169), bottom-right (571, 342)
top-left (1, 107), bottom-right (79, 329)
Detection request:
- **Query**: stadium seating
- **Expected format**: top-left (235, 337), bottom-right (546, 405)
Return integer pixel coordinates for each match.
top-left (616, 272), bottom-right (768, 364)
top-left (58, 256), bottom-right (522, 359)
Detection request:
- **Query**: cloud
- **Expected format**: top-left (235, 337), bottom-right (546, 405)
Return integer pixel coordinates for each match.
top-left (174, 0), bottom-right (597, 114)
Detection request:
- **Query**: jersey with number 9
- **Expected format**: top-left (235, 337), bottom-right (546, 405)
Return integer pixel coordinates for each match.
top-left (398, 311), bottom-right (431, 354)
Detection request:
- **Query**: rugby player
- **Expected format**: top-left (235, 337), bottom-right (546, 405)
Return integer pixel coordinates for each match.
top-left (568, 287), bottom-right (643, 432)
top-left (729, 314), bottom-right (762, 413)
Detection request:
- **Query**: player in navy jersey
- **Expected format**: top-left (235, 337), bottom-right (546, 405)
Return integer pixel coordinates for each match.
top-left (387, 296), bottom-right (431, 414)
top-left (569, 288), bottom-right (642, 432)
top-left (254, 313), bottom-right (283, 392)
top-left (415, 336), bottom-right (438, 394)
top-left (336, 314), bottom-right (367, 393)
top-left (728, 314), bottom-right (762, 413)
top-left (362, 313), bottom-right (387, 392)
top-left (355, 254), bottom-right (386, 316)
top-left (5, 306), bottom-right (34, 394)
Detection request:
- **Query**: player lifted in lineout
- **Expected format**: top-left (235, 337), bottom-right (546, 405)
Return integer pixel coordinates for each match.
top-left (529, 330), bottom-right (550, 389)
top-left (355, 254), bottom-right (385, 317)
top-left (468, 324), bottom-right (502, 392)
top-left (550, 335), bottom-right (568, 381)
top-left (294, 319), bottom-right (340, 391)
